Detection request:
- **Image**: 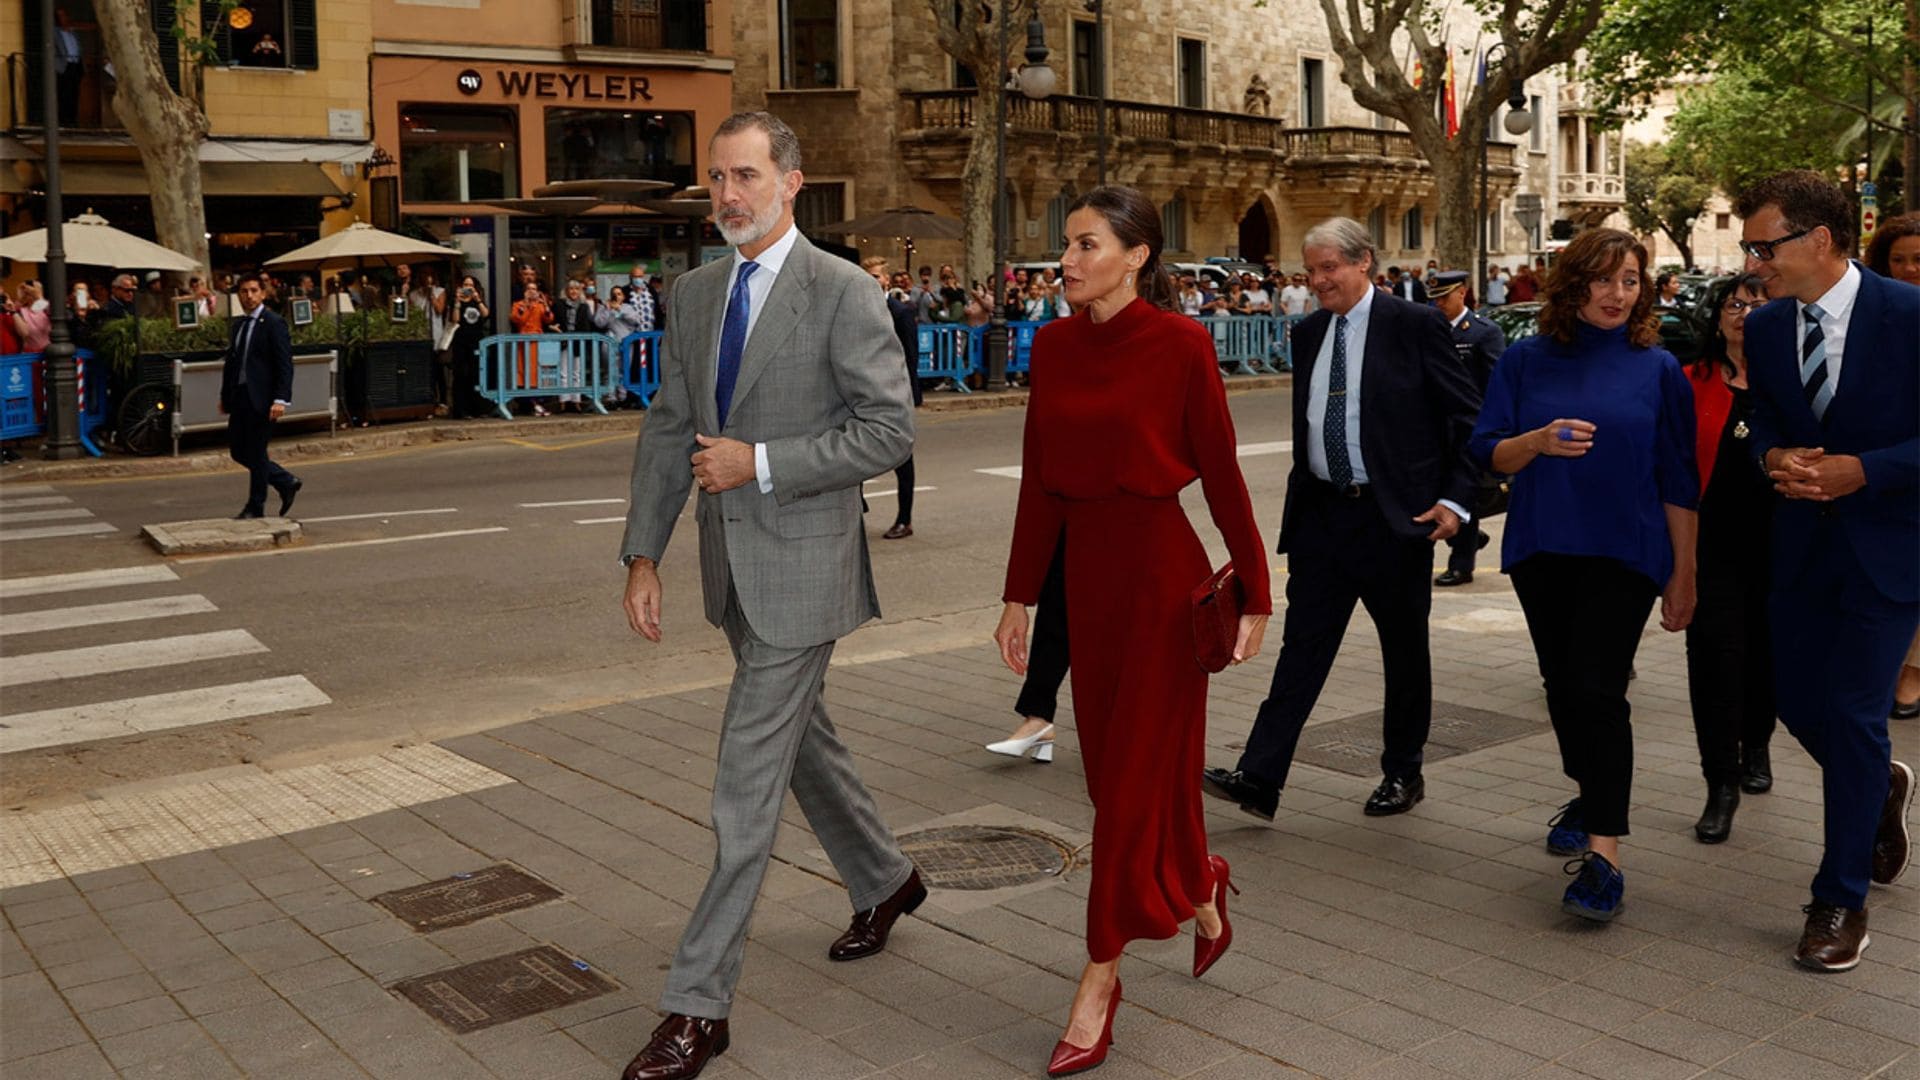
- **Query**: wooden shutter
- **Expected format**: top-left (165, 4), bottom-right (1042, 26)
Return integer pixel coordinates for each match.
top-left (198, 2), bottom-right (231, 65)
top-left (22, 0), bottom-right (46, 125)
top-left (289, 0), bottom-right (319, 69)
top-left (152, 0), bottom-right (183, 93)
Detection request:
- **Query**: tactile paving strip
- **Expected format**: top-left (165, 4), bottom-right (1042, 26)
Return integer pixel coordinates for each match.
top-left (391, 946), bottom-right (619, 1034)
top-left (897, 825), bottom-right (1072, 890)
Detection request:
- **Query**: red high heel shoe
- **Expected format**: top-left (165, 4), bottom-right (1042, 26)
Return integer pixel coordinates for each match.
top-left (1192, 854), bottom-right (1240, 978)
top-left (1046, 978), bottom-right (1121, 1077)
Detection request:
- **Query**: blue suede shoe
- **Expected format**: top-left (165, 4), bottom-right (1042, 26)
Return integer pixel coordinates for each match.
top-left (1546, 798), bottom-right (1589, 856)
top-left (1561, 852), bottom-right (1624, 922)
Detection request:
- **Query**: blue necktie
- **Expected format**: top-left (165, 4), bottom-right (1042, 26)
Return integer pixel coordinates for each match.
top-left (714, 261), bottom-right (757, 425)
top-left (1800, 303), bottom-right (1832, 421)
top-left (1324, 314), bottom-right (1353, 488)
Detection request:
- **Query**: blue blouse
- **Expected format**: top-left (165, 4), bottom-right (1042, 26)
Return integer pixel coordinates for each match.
top-left (1469, 321), bottom-right (1700, 587)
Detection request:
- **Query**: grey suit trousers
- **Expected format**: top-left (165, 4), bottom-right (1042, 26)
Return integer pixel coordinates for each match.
top-left (659, 585), bottom-right (916, 1020)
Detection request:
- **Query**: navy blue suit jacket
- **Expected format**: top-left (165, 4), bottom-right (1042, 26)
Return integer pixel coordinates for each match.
top-left (221, 308), bottom-right (294, 417)
top-left (1747, 265), bottom-right (1919, 603)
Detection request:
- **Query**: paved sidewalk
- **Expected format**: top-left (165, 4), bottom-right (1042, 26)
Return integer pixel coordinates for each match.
top-left (2, 585), bottom-right (1915, 1079)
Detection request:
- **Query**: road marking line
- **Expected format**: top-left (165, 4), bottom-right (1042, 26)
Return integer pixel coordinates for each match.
top-left (522, 498), bottom-right (626, 508)
top-left (0, 484), bottom-right (56, 497)
top-left (0, 630), bottom-right (269, 688)
top-left (0, 495), bottom-right (73, 508)
top-left (503, 434), bottom-right (631, 452)
top-left (300, 507), bottom-right (460, 523)
top-left (0, 674), bottom-right (332, 755)
top-left (0, 522), bottom-right (118, 542)
top-left (575, 517), bottom-right (626, 525)
top-left (0, 745), bottom-right (509, 888)
top-left (1237, 441), bottom-right (1292, 457)
top-left (177, 527), bottom-right (510, 563)
top-left (975, 466), bottom-right (1024, 479)
top-left (2, 595), bottom-right (218, 636)
top-left (0, 507), bottom-right (95, 523)
top-left (0, 566), bottom-right (179, 599)
top-left (860, 486), bottom-right (938, 500)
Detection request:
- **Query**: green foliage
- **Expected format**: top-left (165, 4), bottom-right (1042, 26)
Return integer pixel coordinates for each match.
top-left (1624, 139), bottom-right (1714, 264)
top-left (173, 0), bottom-right (241, 67)
top-left (91, 304), bottom-right (431, 376)
top-left (1667, 68), bottom-right (1851, 196)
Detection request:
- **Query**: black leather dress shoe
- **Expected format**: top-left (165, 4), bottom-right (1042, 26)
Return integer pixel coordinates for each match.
top-left (276, 477), bottom-right (302, 517)
top-left (1363, 774), bottom-right (1425, 816)
top-left (1893, 699), bottom-right (1920, 720)
top-left (1694, 781), bottom-right (1740, 843)
top-left (1741, 746), bottom-right (1773, 794)
top-left (622, 1014), bottom-right (730, 1080)
top-left (1201, 767), bottom-right (1279, 821)
top-left (1434, 569), bottom-right (1473, 587)
top-left (828, 868), bottom-right (926, 961)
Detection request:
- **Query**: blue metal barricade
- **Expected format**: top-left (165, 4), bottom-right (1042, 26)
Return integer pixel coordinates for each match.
top-left (0, 350), bottom-right (108, 456)
top-left (1197, 315), bottom-right (1280, 375)
top-left (1269, 313), bottom-right (1307, 371)
top-left (916, 324), bottom-right (979, 393)
top-left (476, 333), bottom-right (616, 419)
top-left (1006, 321), bottom-right (1042, 374)
top-left (620, 331), bottom-right (664, 406)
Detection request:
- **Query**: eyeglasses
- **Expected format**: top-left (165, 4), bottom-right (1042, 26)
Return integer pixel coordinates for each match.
top-left (1721, 297), bottom-right (1766, 315)
top-left (1738, 226), bottom-right (1817, 262)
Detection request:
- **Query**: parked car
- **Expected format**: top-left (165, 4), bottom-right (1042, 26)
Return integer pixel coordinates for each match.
top-left (1167, 262), bottom-right (1234, 291)
top-left (1482, 274), bottom-right (1726, 364)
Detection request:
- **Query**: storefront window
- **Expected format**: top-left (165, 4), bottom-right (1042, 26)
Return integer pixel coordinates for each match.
top-left (545, 109), bottom-right (695, 187)
top-left (399, 107), bottom-right (519, 203)
top-left (780, 0), bottom-right (839, 89)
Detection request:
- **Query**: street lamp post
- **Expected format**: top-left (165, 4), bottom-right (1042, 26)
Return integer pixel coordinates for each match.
top-left (38, 0), bottom-right (80, 459)
top-left (1086, 0), bottom-right (1107, 185)
top-left (1478, 43), bottom-right (1532, 301)
top-left (986, 5), bottom-right (1054, 391)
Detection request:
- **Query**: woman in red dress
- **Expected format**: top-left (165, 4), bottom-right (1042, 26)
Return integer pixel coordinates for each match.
top-left (995, 186), bottom-right (1273, 1077)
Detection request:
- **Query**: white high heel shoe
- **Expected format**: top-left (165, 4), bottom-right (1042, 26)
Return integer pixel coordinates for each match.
top-left (986, 724), bottom-right (1055, 762)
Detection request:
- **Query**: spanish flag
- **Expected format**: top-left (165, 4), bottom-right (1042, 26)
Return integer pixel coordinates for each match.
top-left (1443, 50), bottom-right (1459, 138)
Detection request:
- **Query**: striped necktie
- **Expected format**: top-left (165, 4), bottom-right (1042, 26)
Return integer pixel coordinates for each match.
top-left (1800, 303), bottom-right (1832, 421)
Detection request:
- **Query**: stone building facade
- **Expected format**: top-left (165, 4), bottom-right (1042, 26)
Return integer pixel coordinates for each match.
top-left (732, 0), bottom-right (1622, 275)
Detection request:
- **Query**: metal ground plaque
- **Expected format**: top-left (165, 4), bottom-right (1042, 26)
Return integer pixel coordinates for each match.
top-left (897, 825), bottom-right (1072, 890)
top-left (391, 946), bottom-right (618, 1034)
top-left (1293, 702), bottom-right (1543, 777)
top-left (372, 864), bottom-right (562, 931)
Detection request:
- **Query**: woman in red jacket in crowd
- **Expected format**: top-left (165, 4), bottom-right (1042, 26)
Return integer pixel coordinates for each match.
top-left (995, 186), bottom-right (1272, 1077)
top-left (1685, 272), bottom-right (1777, 844)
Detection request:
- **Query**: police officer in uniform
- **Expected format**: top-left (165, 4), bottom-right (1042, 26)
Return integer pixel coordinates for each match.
top-left (1431, 270), bottom-right (1507, 586)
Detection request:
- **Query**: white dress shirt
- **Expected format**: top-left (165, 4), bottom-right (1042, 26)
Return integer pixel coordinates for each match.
top-left (1798, 261), bottom-right (1862, 397)
top-left (722, 223), bottom-right (801, 494)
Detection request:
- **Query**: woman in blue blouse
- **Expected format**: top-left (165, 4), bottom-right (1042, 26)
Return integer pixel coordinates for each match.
top-left (1469, 227), bottom-right (1699, 924)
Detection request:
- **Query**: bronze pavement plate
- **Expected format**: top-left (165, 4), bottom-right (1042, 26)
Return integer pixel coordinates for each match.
top-left (391, 945), bottom-right (619, 1034)
top-left (1291, 702), bottom-right (1543, 777)
top-left (372, 863), bottom-right (562, 931)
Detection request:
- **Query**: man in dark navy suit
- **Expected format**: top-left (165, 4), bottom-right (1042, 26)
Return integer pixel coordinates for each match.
top-left (222, 273), bottom-right (301, 519)
top-left (1430, 270), bottom-right (1508, 587)
top-left (1737, 170), bottom-right (1919, 973)
top-left (1205, 218), bottom-right (1482, 820)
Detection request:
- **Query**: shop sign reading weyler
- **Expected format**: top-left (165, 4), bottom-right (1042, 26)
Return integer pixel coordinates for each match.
top-left (457, 68), bottom-right (654, 102)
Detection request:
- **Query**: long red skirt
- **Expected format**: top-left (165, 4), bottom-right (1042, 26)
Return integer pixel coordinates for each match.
top-left (1063, 494), bottom-right (1218, 962)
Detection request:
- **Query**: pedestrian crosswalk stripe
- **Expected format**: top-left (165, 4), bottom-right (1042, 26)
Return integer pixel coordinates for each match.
top-left (0, 566), bottom-right (180, 599)
top-left (2, 595), bottom-right (218, 636)
top-left (0, 674), bottom-right (332, 754)
top-left (0, 629), bottom-right (269, 688)
top-left (0, 484), bottom-right (56, 498)
top-left (0, 522), bottom-right (118, 542)
top-left (0, 507), bottom-right (95, 523)
top-left (0, 495), bottom-right (73, 508)
top-left (575, 517), bottom-right (626, 525)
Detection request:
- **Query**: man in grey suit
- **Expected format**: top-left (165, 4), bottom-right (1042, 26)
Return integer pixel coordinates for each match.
top-left (617, 112), bottom-right (926, 1080)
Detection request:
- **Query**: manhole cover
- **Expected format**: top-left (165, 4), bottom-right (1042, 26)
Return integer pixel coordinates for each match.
top-left (391, 946), bottom-right (618, 1034)
top-left (897, 825), bottom-right (1071, 890)
top-left (1293, 703), bottom-right (1543, 777)
top-left (372, 864), bottom-right (562, 931)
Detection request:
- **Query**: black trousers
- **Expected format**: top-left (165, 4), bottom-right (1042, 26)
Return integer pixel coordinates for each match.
top-left (451, 344), bottom-right (486, 418)
top-left (1685, 558), bottom-right (1776, 785)
top-left (1238, 481), bottom-right (1435, 786)
top-left (1444, 514), bottom-right (1482, 574)
top-left (227, 408), bottom-right (296, 514)
top-left (892, 457), bottom-right (915, 526)
top-left (1013, 536), bottom-right (1070, 721)
top-left (1511, 554), bottom-right (1657, 837)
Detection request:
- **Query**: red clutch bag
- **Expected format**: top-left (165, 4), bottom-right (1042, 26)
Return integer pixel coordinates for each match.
top-left (1191, 563), bottom-right (1244, 674)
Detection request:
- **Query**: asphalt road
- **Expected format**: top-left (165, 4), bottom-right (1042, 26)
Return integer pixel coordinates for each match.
top-left (0, 384), bottom-right (1437, 804)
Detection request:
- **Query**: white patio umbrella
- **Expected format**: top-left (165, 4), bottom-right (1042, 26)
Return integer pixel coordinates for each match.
top-left (0, 212), bottom-right (200, 271)
top-left (262, 221), bottom-right (456, 271)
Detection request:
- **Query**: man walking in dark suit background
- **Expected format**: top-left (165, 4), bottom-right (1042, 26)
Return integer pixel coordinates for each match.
top-left (1736, 170), bottom-right (1918, 973)
top-left (1430, 269), bottom-right (1508, 587)
top-left (1387, 265), bottom-right (1428, 304)
top-left (222, 274), bottom-right (300, 519)
top-left (1205, 218), bottom-right (1481, 819)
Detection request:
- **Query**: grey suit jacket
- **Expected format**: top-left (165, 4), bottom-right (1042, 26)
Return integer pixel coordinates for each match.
top-left (619, 232), bottom-right (915, 649)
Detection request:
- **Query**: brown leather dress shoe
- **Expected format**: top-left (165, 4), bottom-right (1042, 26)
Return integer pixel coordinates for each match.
top-left (1794, 901), bottom-right (1869, 972)
top-left (622, 1014), bottom-right (730, 1080)
top-left (1872, 761), bottom-right (1913, 886)
top-left (882, 522), bottom-right (913, 540)
top-left (827, 868), bottom-right (927, 961)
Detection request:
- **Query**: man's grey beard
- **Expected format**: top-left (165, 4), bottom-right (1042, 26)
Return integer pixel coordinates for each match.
top-left (716, 197), bottom-right (783, 248)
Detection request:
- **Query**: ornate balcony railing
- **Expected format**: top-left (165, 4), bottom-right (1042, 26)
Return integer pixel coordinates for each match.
top-left (1559, 171), bottom-right (1625, 201)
